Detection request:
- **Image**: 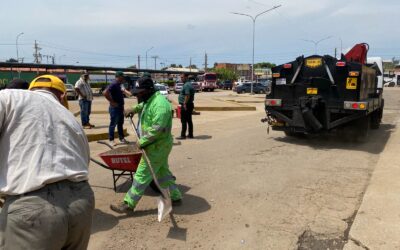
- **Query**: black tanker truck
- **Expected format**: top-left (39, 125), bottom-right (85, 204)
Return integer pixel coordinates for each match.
top-left (263, 43), bottom-right (384, 140)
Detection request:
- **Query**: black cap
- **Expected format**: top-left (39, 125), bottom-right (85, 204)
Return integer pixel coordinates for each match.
top-left (6, 79), bottom-right (29, 90)
top-left (133, 77), bottom-right (155, 94)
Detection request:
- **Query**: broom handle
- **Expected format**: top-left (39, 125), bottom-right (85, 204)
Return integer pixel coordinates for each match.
top-left (128, 117), bottom-right (168, 199)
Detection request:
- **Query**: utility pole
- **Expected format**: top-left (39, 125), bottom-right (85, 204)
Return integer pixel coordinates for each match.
top-left (16, 32), bottom-right (24, 63)
top-left (137, 55), bottom-right (141, 69)
top-left (151, 56), bottom-right (159, 70)
top-left (334, 48), bottom-right (337, 58)
top-left (33, 40), bottom-right (42, 64)
top-left (52, 54), bottom-right (55, 64)
top-left (189, 57), bottom-right (192, 72)
top-left (204, 52), bottom-right (208, 72)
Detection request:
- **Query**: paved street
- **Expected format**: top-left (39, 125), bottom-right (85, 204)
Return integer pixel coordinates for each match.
top-left (87, 89), bottom-right (400, 249)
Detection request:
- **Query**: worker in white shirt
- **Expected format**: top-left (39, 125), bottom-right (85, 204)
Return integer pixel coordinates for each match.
top-left (0, 75), bottom-right (94, 250)
top-left (75, 73), bottom-right (94, 129)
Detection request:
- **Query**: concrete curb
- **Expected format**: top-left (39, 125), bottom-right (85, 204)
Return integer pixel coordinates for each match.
top-left (343, 118), bottom-right (400, 250)
top-left (194, 106), bottom-right (256, 111)
top-left (86, 129), bottom-right (128, 142)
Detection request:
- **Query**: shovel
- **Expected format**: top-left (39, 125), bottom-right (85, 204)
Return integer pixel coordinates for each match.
top-left (128, 117), bottom-right (172, 222)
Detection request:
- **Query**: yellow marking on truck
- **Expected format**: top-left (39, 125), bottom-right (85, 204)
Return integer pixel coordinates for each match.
top-left (307, 88), bottom-right (318, 95)
top-left (346, 77), bottom-right (357, 89)
top-left (305, 58), bottom-right (322, 68)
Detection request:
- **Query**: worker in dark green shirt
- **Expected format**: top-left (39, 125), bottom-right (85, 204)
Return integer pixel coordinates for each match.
top-left (177, 73), bottom-right (195, 139)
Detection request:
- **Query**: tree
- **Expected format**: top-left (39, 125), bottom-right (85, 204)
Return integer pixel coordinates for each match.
top-left (178, 64), bottom-right (183, 68)
top-left (212, 68), bottom-right (239, 82)
top-left (170, 64), bottom-right (177, 68)
top-left (254, 62), bottom-right (276, 69)
top-left (6, 58), bottom-right (18, 63)
top-left (189, 64), bottom-right (197, 69)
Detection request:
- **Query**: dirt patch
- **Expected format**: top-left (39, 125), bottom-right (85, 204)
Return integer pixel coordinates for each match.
top-left (297, 210), bottom-right (359, 250)
top-left (102, 145), bottom-right (141, 155)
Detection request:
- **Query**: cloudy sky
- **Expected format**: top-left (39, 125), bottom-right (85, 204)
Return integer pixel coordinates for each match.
top-left (1, 0), bottom-right (399, 68)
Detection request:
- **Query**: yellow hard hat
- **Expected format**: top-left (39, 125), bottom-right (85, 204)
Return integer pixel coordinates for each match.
top-left (29, 75), bottom-right (66, 93)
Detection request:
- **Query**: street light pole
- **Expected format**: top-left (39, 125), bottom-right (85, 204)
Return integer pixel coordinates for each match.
top-left (16, 32), bottom-right (24, 63)
top-left (301, 36), bottom-right (332, 54)
top-left (145, 46), bottom-right (154, 69)
top-left (232, 5), bottom-right (281, 94)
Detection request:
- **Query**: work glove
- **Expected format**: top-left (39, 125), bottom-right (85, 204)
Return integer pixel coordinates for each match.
top-left (124, 108), bottom-right (135, 118)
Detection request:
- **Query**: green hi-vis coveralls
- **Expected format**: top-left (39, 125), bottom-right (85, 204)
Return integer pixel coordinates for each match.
top-left (124, 92), bottom-right (182, 208)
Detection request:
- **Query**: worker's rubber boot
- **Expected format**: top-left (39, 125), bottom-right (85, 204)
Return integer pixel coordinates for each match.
top-left (110, 202), bottom-right (133, 214)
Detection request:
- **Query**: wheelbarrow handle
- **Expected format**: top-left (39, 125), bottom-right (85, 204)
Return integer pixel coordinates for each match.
top-left (97, 140), bottom-right (114, 149)
top-left (128, 117), bottom-right (168, 199)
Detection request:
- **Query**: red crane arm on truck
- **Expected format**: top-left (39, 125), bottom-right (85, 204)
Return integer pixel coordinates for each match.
top-left (344, 43), bottom-right (369, 64)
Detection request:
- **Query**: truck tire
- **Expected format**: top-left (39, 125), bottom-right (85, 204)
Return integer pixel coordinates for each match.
top-left (355, 116), bottom-right (370, 142)
top-left (371, 99), bottom-right (384, 130)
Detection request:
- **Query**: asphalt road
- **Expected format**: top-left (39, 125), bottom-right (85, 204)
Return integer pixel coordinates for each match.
top-left (88, 88), bottom-right (400, 250)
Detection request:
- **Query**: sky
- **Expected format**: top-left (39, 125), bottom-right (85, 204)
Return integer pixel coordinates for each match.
top-left (1, 0), bottom-right (399, 69)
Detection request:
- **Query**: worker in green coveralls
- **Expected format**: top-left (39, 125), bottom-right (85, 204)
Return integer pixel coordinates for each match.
top-left (110, 77), bottom-right (182, 213)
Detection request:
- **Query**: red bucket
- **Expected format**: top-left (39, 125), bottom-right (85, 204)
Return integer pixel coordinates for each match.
top-left (176, 105), bottom-right (181, 119)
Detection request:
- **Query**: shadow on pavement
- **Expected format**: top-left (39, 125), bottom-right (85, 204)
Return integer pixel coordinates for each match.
top-left (91, 209), bottom-right (119, 234)
top-left (274, 123), bottom-right (396, 155)
top-left (193, 135), bottom-right (212, 140)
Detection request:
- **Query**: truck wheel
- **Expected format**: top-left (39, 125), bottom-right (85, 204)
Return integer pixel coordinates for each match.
top-left (370, 110), bottom-right (381, 129)
top-left (355, 116), bottom-right (370, 142)
top-left (371, 99), bottom-right (384, 129)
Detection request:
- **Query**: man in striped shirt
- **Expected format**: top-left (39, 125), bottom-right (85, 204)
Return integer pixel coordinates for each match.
top-left (75, 73), bottom-right (94, 129)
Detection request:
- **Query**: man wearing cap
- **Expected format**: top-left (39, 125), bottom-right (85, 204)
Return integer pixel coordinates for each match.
top-left (103, 71), bottom-right (131, 145)
top-left (110, 77), bottom-right (182, 213)
top-left (75, 73), bottom-right (94, 129)
top-left (0, 75), bottom-right (94, 249)
top-left (177, 73), bottom-right (195, 139)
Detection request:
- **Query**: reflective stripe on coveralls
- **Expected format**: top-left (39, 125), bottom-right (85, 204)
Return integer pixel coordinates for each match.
top-left (123, 92), bottom-right (182, 209)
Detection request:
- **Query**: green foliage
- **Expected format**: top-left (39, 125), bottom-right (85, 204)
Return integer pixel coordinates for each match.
top-left (211, 68), bottom-right (239, 81)
top-left (6, 58), bottom-right (18, 63)
top-left (254, 62), bottom-right (276, 69)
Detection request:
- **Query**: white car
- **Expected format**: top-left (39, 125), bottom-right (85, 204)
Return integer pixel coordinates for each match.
top-left (155, 84), bottom-right (169, 98)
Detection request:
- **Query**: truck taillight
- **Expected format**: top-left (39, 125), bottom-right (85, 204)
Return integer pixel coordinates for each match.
top-left (344, 101), bottom-right (368, 110)
top-left (283, 64), bottom-right (292, 69)
top-left (349, 71), bottom-right (360, 77)
top-left (272, 73), bottom-right (280, 78)
top-left (266, 99), bottom-right (282, 107)
top-left (336, 61), bottom-right (346, 67)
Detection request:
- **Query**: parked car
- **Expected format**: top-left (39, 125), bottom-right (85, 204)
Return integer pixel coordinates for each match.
top-left (155, 84), bottom-right (169, 98)
top-left (192, 82), bottom-right (201, 92)
top-left (174, 83), bottom-right (184, 94)
top-left (65, 84), bottom-right (78, 100)
top-left (384, 81), bottom-right (396, 87)
top-left (222, 80), bottom-right (233, 90)
top-left (260, 80), bottom-right (271, 93)
top-left (235, 83), bottom-right (266, 94)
